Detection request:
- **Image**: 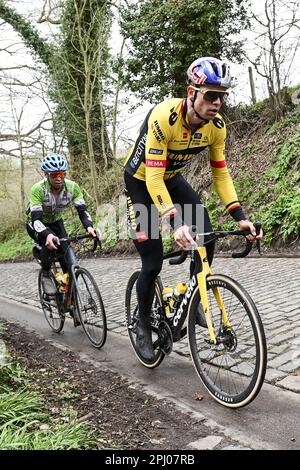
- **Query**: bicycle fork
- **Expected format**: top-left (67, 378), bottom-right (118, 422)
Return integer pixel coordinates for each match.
top-left (196, 247), bottom-right (232, 345)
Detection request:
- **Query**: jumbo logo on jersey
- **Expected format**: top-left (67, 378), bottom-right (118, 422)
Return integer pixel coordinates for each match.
top-left (152, 121), bottom-right (165, 142)
top-left (169, 108), bottom-right (178, 126)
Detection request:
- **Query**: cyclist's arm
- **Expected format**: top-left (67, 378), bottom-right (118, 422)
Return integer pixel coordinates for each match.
top-left (145, 110), bottom-right (183, 230)
top-left (209, 121), bottom-right (246, 222)
top-left (72, 182), bottom-right (94, 230)
top-left (28, 184), bottom-right (51, 240)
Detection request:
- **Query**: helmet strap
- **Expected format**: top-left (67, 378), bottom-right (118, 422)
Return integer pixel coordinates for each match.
top-left (191, 91), bottom-right (206, 121)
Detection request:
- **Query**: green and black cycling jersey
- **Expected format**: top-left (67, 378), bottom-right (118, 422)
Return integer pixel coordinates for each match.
top-left (27, 178), bottom-right (93, 238)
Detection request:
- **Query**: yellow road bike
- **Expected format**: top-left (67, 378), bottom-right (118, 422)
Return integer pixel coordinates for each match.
top-left (125, 223), bottom-right (267, 408)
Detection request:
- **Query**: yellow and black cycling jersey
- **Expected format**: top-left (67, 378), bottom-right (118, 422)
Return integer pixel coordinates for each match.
top-left (124, 98), bottom-right (244, 222)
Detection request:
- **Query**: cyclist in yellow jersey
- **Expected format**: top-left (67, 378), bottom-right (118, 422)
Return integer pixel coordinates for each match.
top-left (124, 57), bottom-right (263, 361)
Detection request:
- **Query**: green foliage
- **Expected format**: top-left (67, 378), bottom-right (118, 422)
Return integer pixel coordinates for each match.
top-left (120, 0), bottom-right (250, 102)
top-left (51, 0), bottom-right (113, 176)
top-left (201, 105), bottom-right (300, 246)
top-left (268, 107), bottom-right (300, 132)
top-left (0, 227), bottom-right (33, 261)
top-left (260, 181), bottom-right (300, 245)
top-left (0, 363), bottom-right (25, 392)
top-left (204, 192), bottom-right (227, 229)
top-left (273, 128), bottom-right (300, 180)
top-left (241, 144), bottom-right (254, 159)
top-left (0, 0), bottom-right (52, 66)
top-left (0, 0), bottom-right (114, 185)
top-left (264, 124), bottom-right (300, 241)
top-left (0, 344), bottom-right (101, 450)
top-left (162, 235), bottom-right (174, 254)
top-left (234, 172), bottom-right (253, 201)
top-left (97, 162), bottom-right (124, 204)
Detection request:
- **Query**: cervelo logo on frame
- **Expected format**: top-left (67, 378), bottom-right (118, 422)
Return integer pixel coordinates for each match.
top-left (173, 275), bottom-right (197, 327)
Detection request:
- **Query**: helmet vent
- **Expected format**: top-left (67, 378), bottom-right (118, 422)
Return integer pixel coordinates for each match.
top-left (211, 62), bottom-right (219, 76)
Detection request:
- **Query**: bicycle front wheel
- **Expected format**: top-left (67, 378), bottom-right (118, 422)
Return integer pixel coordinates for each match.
top-left (188, 274), bottom-right (267, 408)
top-left (125, 271), bottom-right (165, 368)
top-left (38, 269), bottom-right (65, 333)
top-left (74, 267), bottom-right (107, 349)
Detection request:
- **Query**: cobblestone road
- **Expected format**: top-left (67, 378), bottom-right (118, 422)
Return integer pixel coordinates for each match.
top-left (1, 256), bottom-right (300, 392)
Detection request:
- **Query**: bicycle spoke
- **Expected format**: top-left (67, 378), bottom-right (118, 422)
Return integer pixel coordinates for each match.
top-left (38, 270), bottom-right (64, 333)
top-left (188, 274), bottom-right (267, 408)
top-left (125, 271), bottom-right (165, 368)
top-left (75, 268), bottom-right (107, 348)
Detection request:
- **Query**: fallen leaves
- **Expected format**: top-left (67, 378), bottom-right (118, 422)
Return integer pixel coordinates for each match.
top-left (193, 392), bottom-right (204, 401)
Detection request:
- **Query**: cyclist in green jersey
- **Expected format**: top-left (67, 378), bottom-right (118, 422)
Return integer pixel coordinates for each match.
top-left (26, 153), bottom-right (97, 295)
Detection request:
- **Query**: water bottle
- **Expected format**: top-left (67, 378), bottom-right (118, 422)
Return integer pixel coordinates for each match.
top-left (55, 272), bottom-right (69, 293)
top-left (55, 272), bottom-right (64, 292)
top-left (169, 282), bottom-right (188, 315)
top-left (162, 286), bottom-right (174, 318)
top-left (61, 273), bottom-right (69, 293)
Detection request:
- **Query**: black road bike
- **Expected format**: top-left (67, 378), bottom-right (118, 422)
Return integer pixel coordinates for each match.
top-left (38, 233), bottom-right (107, 349)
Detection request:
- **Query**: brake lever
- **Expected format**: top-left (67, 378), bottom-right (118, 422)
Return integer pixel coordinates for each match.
top-left (254, 222), bottom-right (262, 256)
top-left (92, 238), bottom-right (98, 252)
top-left (91, 232), bottom-right (102, 252)
top-left (94, 229), bottom-right (102, 251)
top-left (53, 236), bottom-right (60, 247)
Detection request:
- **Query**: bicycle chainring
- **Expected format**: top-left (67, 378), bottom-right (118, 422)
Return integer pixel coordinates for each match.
top-left (158, 321), bottom-right (173, 356)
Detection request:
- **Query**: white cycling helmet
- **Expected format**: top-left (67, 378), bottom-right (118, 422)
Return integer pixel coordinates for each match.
top-left (187, 57), bottom-right (231, 89)
top-left (41, 153), bottom-right (68, 172)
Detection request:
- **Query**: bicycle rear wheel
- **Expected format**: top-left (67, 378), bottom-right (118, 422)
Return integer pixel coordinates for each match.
top-left (188, 274), bottom-right (267, 408)
top-left (125, 271), bottom-right (165, 368)
top-left (38, 269), bottom-right (65, 333)
top-left (74, 267), bottom-right (107, 349)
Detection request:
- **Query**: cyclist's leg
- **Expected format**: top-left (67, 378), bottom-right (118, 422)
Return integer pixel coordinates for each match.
top-left (27, 222), bottom-right (42, 263)
top-left (48, 220), bottom-right (70, 273)
top-left (168, 174), bottom-right (215, 266)
top-left (125, 172), bottom-right (163, 361)
top-left (30, 223), bottom-right (57, 294)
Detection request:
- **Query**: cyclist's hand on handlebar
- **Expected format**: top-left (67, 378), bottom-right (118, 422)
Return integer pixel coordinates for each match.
top-left (238, 220), bottom-right (263, 241)
top-left (174, 224), bottom-right (197, 250)
top-left (87, 227), bottom-right (97, 238)
top-left (45, 234), bottom-right (59, 250)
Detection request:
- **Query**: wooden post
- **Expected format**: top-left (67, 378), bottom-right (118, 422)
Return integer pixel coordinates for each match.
top-left (248, 66), bottom-right (257, 104)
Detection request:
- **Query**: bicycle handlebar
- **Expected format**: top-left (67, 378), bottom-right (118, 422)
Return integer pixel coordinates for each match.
top-left (232, 223), bottom-right (261, 258)
top-left (54, 232), bottom-right (102, 252)
top-left (169, 251), bottom-right (188, 266)
top-left (164, 222), bottom-right (262, 264)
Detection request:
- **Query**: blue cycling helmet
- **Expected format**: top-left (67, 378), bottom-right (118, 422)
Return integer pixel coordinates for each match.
top-left (187, 57), bottom-right (231, 89)
top-left (41, 153), bottom-right (68, 172)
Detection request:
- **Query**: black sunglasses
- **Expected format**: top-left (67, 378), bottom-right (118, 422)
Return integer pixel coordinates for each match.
top-left (201, 90), bottom-right (228, 103)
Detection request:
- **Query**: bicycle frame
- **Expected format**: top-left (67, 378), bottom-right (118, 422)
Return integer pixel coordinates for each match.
top-left (164, 223), bottom-right (261, 344)
top-left (49, 241), bottom-right (89, 318)
top-left (166, 246), bottom-right (229, 344)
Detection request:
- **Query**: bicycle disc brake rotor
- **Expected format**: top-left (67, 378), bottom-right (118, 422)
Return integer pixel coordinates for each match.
top-left (216, 328), bottom-right (237, 352)
top-left (158, 321), bottom-right (173, 356)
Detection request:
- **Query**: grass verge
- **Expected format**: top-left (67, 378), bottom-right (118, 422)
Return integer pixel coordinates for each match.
top-left (0, 342), bottom-right (106, 450)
